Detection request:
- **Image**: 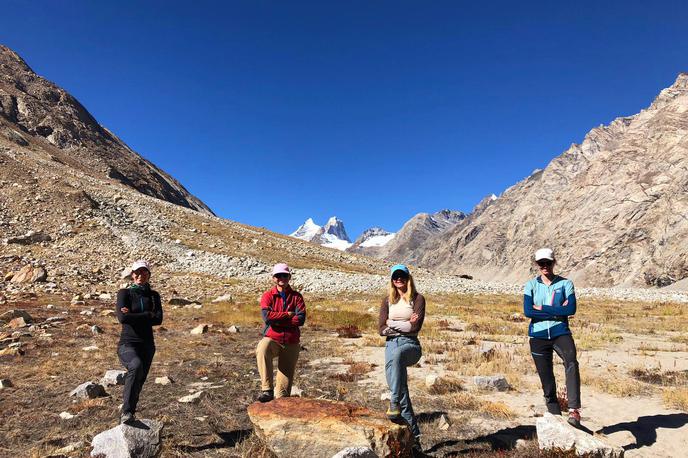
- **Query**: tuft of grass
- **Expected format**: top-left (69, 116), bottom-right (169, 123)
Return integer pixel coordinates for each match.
top-left (663, 388), bottom-right (688, 411)
top-left (336, 325), bottom-right (362, 338)
top-left (427, 377), bottom-right (464, 395)
top-left (446, 392), bottom-right (514, 419)
top-left (581, 370), bottom-right (652, 397)
top-left (630, 368), bottom-right (688, 386)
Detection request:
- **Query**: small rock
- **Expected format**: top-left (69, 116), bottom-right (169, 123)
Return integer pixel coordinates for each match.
top-left (425, 374), bottom-right (439, 388)
top-left (59, 411), bottom-right (75, 420)
top-left (0, 378), bottom-right (13, 388)
top-left (0, 347), bottom-right (23, 356)
top-left (380, 392), bottom-right (391, 401)
top-left (169, 297), bottom-right (193, 306)
top-left (290, 385), bottom-right (303, 397)
top-left (46, 304), bottom-right (55, 309)
top-left (82, 345), bottom-right (100, 352)
top-left (98, 293), bottom-right (112, 300)
top-left (438, 414), bottom-right (451, 430)
top-left (332, 447), bottom-right (378, 458)
top-left (0, 309), bottom-right (33, 324)
top-left (227, 325), bottom-right (240, 333)
top-left (473, 375), bottom-right (511, 391)
top-left (69, 381), bottom-right (107, 399)
top-left (190, 324), bottom-right (208, 335)
top-left (212, 293), bottom-right (233, 303)
top-left (91, 325), bottom-right (104, 335)
top-left (7, 317), bottom-right (28, 329)
top-left (178, 391), bottom-right (206, 403)
top-left (91, 419), bottom-right (163, 458)
top-left (54, 441), bottom-right (83, 454)
top-left (155, 376), bottom-right (173, 385)
top-left (80, 310), bottom-right (93, 316)
top-left (99, 309), bottom-right (115, 317)
top-left (101, 370), bottom-right (127, 386)
top-left (9, 265), bottom-right (47, 283)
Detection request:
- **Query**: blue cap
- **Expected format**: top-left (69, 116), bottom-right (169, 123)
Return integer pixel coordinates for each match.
top-left (390, 264), bottom-right (410, 277)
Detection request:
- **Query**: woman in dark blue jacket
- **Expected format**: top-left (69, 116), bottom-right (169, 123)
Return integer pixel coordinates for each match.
top-left (116, 260), bottom-right (163, 424)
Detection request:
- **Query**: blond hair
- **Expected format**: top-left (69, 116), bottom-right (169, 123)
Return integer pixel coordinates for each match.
top-left (388, 274), bottom-right (417, 305)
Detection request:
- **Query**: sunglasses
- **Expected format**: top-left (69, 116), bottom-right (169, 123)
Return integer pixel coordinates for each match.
top-left (392, 275), bottom-right (409, 281)
top-left (536, 260), bottom-right (553, 267)
top-left (274, 273), bottom-right (290, 279)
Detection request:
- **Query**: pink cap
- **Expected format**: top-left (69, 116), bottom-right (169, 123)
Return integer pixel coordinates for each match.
top-left (271, 263), bottom-right (291, 276)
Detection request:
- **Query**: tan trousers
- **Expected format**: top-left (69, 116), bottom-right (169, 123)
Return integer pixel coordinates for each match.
top-left (256, 337), bottom-right (300, 397)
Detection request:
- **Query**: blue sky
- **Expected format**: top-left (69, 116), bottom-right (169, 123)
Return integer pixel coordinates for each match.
top-left (2, 1), bottom-right (688, 239)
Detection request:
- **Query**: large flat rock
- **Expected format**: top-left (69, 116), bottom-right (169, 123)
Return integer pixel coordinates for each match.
top-left (247, 397), bottom-right (412, 458)
top-left (537, 413), bottom-right (624, 457)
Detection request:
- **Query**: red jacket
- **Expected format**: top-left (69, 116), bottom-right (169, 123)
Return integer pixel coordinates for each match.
top-left (260, 286), bottom-right (306, 345)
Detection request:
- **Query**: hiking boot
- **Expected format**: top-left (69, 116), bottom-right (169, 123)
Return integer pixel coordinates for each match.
top-left (386, 402), bottom-right (401, 420)
top-left (567, 409), bottom-right (581, 428)
top-left (120, 412), bottom-right (135, 425)
top-left (258, 390), bottom-right (274, 403)
top-left (412, 435), bottom-right (423, 456)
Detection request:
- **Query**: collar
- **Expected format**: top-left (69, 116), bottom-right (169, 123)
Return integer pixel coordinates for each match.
top-left (536, 275), bottom-right (561, 284)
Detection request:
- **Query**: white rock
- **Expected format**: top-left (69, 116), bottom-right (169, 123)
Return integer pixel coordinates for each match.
top-left (380, 392), bottom-right (391, 401)
top-left (54, 441), bottom-right (83, 454)
top-left (438, 414), bottom-right (451, 430)
top-left (332, 447), bottom-right (377, 458)
top-left (59, 411), bottom-right (75, 420)
top-left (0, 379), bottom-right (13, 388)
top-left (98, 293), bottom-right (112, 300)
top-left (91, 325), bottom-right (104, 335)
top-left (82, 345), bottom-right (100, 352)
top-left (290, 385), bottom-right (303, 397)
top-left (190, 324), bottom-right (208, 335)
top-left (425, 374), bottom-right (439, 388)
top-left (227, 325), bottom-right (240, 333)
top-left (90, 419), bottom-right (163, 458)
top-left (69, 381), bottom-right (106, 399)
top-left (155, 376), bottom-right (173, 385)
top-left (178, 391), bottom-right (206, 403)
top-left (473, 375), bottom-right (510, 391)
top-left (101, 370), bottom-right (127, 386)
top-left (212, 293), bottom-right (233, 303)
top-left (536, 413), bottom-right (624, 457)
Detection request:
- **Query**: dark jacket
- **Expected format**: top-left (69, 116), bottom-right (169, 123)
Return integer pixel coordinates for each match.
top-left (116, 284), bottom-right (163, 346)
top-left (378, 293), bottom-right (426, 337)
top-left (260, 286), bottom-right (306, 345)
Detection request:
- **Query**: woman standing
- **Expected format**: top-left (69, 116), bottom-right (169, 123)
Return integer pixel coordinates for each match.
top-left (523, 248), bottom-right (581, 427)
top-left (379, 264), bottom-right (425, 449)
top-left (256, 263), bottom-right (306, 402)
top-left (116, 260), bottom-right (163, 424)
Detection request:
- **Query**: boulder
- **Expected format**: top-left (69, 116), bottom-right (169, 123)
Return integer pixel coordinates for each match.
top-left (90, 419), bottom-right (163, 458)
top-left (247, 397), bottom-right (413, 458)
top-left (10, 265), bottom-right (47, 283)
top-left (168, 297), bottom-right (193, 306)
top-left (69, 382), bottom-right (107, 399)
top-left (6, 231), bottom-right (52, 245)
top-left (190, 324), bottom-right (208, 335)
top-left (0, 309), bottom-right (33, 324)
top-left (473, 375), bottom-right (510, 391)
top-left (7, 317), bottom-right (28, 329)
top-left (536, 413), bottom-right (624, 457)
top-left (101, 370), bottom-right (127, 386)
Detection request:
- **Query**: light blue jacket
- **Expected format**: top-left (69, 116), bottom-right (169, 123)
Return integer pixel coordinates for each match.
top-left (523, 275), bottom-right (576, 339)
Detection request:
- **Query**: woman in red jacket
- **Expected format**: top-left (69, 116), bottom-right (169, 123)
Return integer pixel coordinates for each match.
top-left (256, 263), bottom-right (306, 402)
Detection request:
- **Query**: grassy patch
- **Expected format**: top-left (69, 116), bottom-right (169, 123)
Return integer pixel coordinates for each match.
top-left (663, 388), bottom-right (688, 411)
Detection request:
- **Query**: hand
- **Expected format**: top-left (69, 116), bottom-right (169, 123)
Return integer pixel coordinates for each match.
top-left (121, 307), bottom-right (129, 314)
top-left (410, 313), bottom-right (420, 324)
top-left (533, 304), bottom-right (542, 311)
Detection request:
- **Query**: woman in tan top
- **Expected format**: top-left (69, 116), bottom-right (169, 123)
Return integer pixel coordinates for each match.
top-left (379, 264), bottom-right (426, 450)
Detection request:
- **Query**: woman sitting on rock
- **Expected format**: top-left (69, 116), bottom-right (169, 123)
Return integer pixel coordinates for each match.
top-left (379, 264), bottom-right (425, 450)
top-left (116, 260), bottom-right (163, 424)
top-left (523, 248), bottom-right (581, 427)
top-left (256, 263), bottom-right (306, 402)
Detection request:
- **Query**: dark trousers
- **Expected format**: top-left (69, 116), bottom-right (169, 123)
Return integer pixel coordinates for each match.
top-left (118, 343), bottom-right (155, 414)
top-left (530, 334), bottom-right (581, 413)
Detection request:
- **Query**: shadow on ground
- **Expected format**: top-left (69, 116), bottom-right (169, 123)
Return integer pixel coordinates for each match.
top-left (176, 429), bottom-right (252, 453)
top-left (597, 413), bottom-right (688, 451)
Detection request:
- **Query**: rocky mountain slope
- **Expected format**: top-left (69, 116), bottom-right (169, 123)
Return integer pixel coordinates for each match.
top-left (290, 216), bottom-right (352, 251)
top-left (0, 44), bottom-right (211, 215)
top-left (413, 73), bottom-right (688, 288)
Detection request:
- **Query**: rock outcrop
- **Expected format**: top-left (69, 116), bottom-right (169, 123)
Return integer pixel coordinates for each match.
top-left (247, 397), bottom-right (412, 458)
top-left (90, 419), bottom-right (163, 458)
top-left (413, 74), bottom-right (688, 288)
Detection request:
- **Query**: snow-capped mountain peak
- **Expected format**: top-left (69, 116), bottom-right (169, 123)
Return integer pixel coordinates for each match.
top-left (321, 216), bottom-right (351, 242)
top-left (355, 227), bottom-right (396, 248)
top-left (290, 218), bottom-right (321, 241)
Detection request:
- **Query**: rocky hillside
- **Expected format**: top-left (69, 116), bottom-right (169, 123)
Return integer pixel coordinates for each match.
top-left (351, 210), bottom-right (466, 261)
top-left (0, 44), bottom-right (211, 215)
top-left (414, 73), bottom-right (688, 288)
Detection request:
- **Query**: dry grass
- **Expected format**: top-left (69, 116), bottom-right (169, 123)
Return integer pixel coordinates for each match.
top-left (663, 388), bottom-right (688, 411)
top-left (446, 392), bottom-right (515, 419)
top-left (444, 343), bottom-right (530, 389)
top-left (581, 369), bottom-right (652, 397)
top-left (630, 368), bottom-right (688, 386)
top-left (427, 376), bottom-right (464, 395)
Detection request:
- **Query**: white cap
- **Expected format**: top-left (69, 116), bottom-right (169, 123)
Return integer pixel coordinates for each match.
top-left (534, 248), bottom-right (555, 262)
top-left (271, 263), bottom-right (291, 276)
top-left (131, 260), bottom-right (151, 273)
